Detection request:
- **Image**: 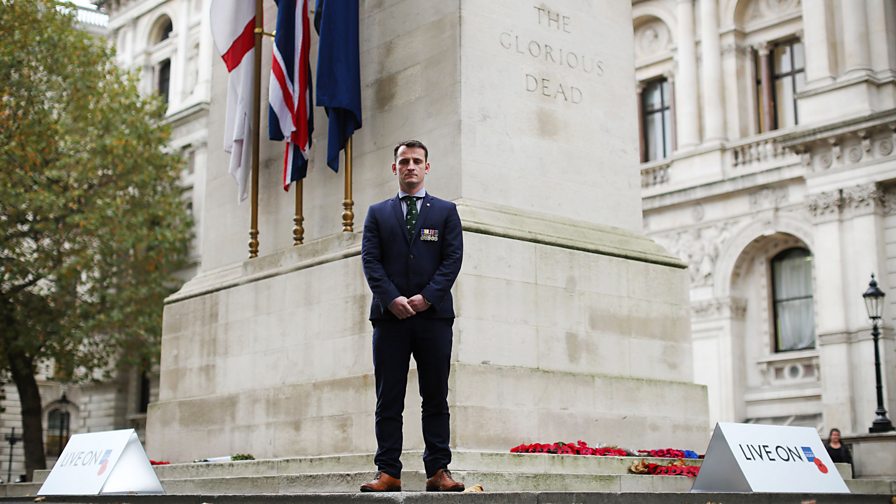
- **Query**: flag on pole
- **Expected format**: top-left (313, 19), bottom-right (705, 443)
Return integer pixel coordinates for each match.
top-left (209, 0), bottom-right (256, 202)
top-left (314, 0), bottom-right (362, 172)
top-left (269, 0), bottom-right (314, 189)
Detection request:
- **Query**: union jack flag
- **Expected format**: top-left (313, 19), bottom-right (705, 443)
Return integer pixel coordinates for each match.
top-left (269, 0), bottom-right (314, 189)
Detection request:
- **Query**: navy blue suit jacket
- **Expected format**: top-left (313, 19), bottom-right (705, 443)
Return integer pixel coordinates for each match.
top-left (361, 193), bottom-right (463, 321)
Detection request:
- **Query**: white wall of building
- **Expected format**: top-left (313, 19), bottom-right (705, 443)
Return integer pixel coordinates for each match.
top-left (635, 0), bottom-right (896, 436)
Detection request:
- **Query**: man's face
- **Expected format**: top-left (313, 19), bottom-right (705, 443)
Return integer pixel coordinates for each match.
top-left (392, 146), bottom-right (429, 193)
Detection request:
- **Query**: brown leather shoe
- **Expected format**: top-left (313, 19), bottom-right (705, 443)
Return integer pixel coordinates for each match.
top-left (360, 471), bottom-right (401, 492)
top-left (425, 468), bottom-right (464, 492)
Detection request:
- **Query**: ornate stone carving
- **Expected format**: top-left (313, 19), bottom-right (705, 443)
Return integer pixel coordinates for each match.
top-left (806, 191), bottom-right (841, 218)
top-left (765, 0), bottom-right (801, 13)
top-left (808, 184), bottom-right (886, 219)
top-left (732, 137), bottom-right (793, 168)
top-left (789, 121), bottom-right (896, 173)
top-left (653, 221), bottom-right (737, 287)
top-left (842, 183), bottom-right (885, 215)
top-left (817, 151), bottom-right (834, 170)
top-left (883, 189), bottom-right (896, 216)
top-left (692, 297), bottom-right (747, 319)
top-left (635, 19), bottom-right (672, 60)
top-left (641, 162), bottom-right (670, 188)
top-left (749, 187), bottom-right (788, 210)
top-left (757, 353), bottom-right (820, 387)
top-left (692, 203), bottom-right (705, 223)
top-left (742, 0), bottom-right (802, 25)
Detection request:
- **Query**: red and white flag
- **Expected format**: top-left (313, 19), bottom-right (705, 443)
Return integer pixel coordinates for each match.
top-left (209, 1), bottom-right (256, 202)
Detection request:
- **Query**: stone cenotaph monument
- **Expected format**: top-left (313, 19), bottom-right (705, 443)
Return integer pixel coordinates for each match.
top-left (146, 0), bottom-right (709, 461)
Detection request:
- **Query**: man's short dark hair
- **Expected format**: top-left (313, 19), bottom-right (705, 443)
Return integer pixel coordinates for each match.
top-left (394, 139), bottom-right (428, 161)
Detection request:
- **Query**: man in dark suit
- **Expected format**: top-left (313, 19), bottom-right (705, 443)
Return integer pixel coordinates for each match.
top-left (360, 140), bottom-right (464, 492)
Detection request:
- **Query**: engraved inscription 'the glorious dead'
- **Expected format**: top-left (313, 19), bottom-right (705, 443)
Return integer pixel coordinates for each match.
top-left (498, 5), bottom-right (605, 104)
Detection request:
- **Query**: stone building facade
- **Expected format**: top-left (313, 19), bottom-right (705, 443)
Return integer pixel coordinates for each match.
top-left (633, 0), bottom-right (896, 436)
top-left (4, 0), bottom-right (895, 479)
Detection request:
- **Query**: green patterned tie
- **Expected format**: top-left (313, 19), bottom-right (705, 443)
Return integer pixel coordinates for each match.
top-left (403, 196), bottom-right (418, 241)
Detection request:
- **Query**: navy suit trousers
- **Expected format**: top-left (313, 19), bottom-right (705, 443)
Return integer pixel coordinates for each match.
top-left (372, 316), bottom-right (453, 479)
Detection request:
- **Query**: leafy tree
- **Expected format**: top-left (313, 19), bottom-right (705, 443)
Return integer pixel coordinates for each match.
top-left (0, 0), bottom-right (192, 478)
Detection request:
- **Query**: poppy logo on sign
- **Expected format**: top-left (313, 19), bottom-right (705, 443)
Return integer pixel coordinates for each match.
top-left (96, 449), bottom-right (113, 476)
top-left (801, 446), bottom-right (828, 474)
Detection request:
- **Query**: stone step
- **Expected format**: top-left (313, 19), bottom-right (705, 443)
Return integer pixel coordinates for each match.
top-left (0, 483), bottom-right (39, 499)
top-left (159, 470), bottom-right (695, 494)
top-left (13, 473), bottom-right (894, 497)
top-left (16, 451), bottom-right (895, 497)
top-left (0, 491), bottom-right (886, 504)
top-left (34, 450), bottom-right (703, 483)
top-left (846, 478), bottom-right (896, 494)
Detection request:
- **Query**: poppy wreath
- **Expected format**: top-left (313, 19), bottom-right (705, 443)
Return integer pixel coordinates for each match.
top-left (629, 458), bottom-right (700, 478)
top-left (510, 440), bottom-right (630, 456)
top-left (637, 448), bottom-right (700, 459)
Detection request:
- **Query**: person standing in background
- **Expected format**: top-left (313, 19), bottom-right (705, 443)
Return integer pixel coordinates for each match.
top-left (824, 428), bottom-right (853, 470)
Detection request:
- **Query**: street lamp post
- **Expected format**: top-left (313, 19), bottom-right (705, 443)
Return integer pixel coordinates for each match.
top-left (863, 274), bottom-right (895, 433)
top-left (4, 427), bottom-right (21, 483)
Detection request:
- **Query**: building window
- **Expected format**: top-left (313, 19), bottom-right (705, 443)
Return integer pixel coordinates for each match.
top-left (138, 371), bottom-right (151, 414)
top-left (46, 409), bottom-right (70, 458)
top-left (157, 58), bottom-right (171, 104)
top-left (771, 248), bottom-right (815, 352)
top-left (152, 16), bottom-right (173, 45)
top-left (641, 78), bottom-right (672, 161)
top-left (772, 40), bottom-right (805, 128)
top-left (755, 40), bottom-right (805, 132)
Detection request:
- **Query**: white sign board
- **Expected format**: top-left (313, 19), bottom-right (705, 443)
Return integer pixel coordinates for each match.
top-left (692, 422), bottom-right (850, 493)
top-left (38, 429), bottom-right (164, 495)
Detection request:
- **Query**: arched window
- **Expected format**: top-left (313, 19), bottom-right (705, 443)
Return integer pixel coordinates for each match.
top-left (157, 58), bottom-right (171, 104)
top-left (771, 248), bottom-right (815, 352)
top-left (46, 409), bottom-right (70, 457)
top-left (152, 15), bottom-right (173, 45)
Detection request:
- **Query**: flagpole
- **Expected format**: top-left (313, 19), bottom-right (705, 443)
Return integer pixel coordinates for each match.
top-left (342, 136), bottom-right (354, 232)
top-left (294, 180), bottom-right (304, 245)
top-left (248, 0), bottom-right (264, 258)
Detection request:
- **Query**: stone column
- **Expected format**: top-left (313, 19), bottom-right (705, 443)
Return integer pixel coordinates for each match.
top-left (666, 71), bottom-right (678, 151)
top-left (195, 0), bottom-right (215, 104)
top-left (675, 0), bottom-right (700, 149)
top-left (867, 0), bottom-right (894, 73)
top-left (841, 0), bottom-right (871, 75)
top-left (808, 190), bottom-right (855, 432)
top-left (756, 44), bottom-right (774, 132)
top-left (839, 184), bottom-right (895, 434)
top-left (720, 36), bottom-right (743, 138)
top-left (692, 297), bottom-right (747, 425)
top-left (800, 0), bottom-right (834, 84)
top-left (171, 0), bottom-right (190, 110)
top-left (636, 83), bottom-right (646, 163)
top-left (700, 0), bottom-right (725, 142)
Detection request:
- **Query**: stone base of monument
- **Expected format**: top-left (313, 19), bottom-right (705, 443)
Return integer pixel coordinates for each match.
top-left (147, 202), bottom-right (711, 463)
top-left (10, 451), bottom-right (894, 499)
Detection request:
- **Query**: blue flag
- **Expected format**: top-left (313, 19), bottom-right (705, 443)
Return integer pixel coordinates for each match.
top-left (314, 0), bottom-right (362, 172)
